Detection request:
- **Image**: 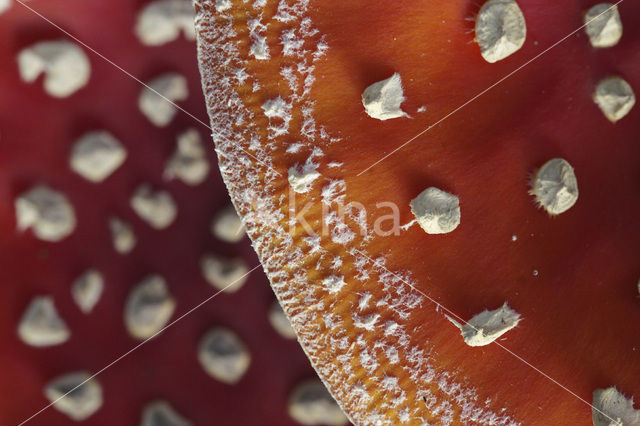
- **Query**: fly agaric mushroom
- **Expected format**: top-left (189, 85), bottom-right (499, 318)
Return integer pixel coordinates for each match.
top-left (0, 0), bottom-right (335, 424)
top-left (195, 0), bottom-right (640, 424)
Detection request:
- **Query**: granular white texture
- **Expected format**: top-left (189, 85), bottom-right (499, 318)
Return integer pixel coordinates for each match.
top-left (288, 380), bottom-right (349, 426)
top-left (214, 0), bottom-right (231, 12)
top-left (71, 269), bottom-right (104, 314)
top-left (475, 0), bottom-right (526, 63)
top-left (164, 128), bottom-right (210, 185)
top-left (15, 185), bottom-right (76, 242)
top-left (139, 72), bottom-right (188, 127)
top-left (135, 0), bottom-right (196, 46)
top-left (200, 254), bottom-right (248, 292)
top-left (322, 275), bottom-right (347, 294)
top-left (124, 275), bottom-right (176, 340)
top-left (594, 76), bottom-right (636, 123)
top-left (288, 163), bottom-right (320, 193)
top-left (70, 131), bottom-right (127, 182)
top-left (447, 302), bottom-right (521, 347)
top-left (268, 300), bottom-right (297, 339)
top-left (530, 158), bottom-right (578, 216)
top-left (18, 296), bottom-right (70, 347)
top-left (130, 184), bottom-right (177, 229)
top-left (198, 327), bottom-right (250, 384)
top-left (410, 187), bottom-right (460, 234)
top-left (141, 400), bottom-right (192, 426)
top-left (109, 217), bottom-right (136, 254)
top-left (361, 73), bottom-right (408, 121)
top-left (584, 4), bottom-right (623, 48)
top-left (45, 372), bottom-right (103, 421)
top-left (17, 40), bottom-right (91, 97)
top-left (592, 387), bottom-right (640, 426)
top-left (211, 205), bottom-right (245, 243)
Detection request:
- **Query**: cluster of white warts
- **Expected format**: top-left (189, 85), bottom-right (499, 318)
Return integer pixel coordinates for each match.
top-left (10, 0), bottom-right (637, 423)
top-left (283, 1), bottom-right (637, 424)
top-left (10, 1), bottom-right (347, 423)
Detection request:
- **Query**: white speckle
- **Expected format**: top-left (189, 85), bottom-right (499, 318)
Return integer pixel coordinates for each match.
top-left (18, 296), bottom-right (70, 347)
top-left (358, 293), bottom-right (372, 311)
top-left (124, 275), bottom-right (176, 340)
top-left (71, 269), bottom-right (104, 314)
top-left (109, 217), bottom-right (136, 254)
top-left (530, 158), bottom-right (578, 216)
top-left (446, 302), bottom-right (521, 347)
top-left (214, 0), bottom-right (231, 12)
top-left (248, 17), bottom-right (269, 60)
top-left (139, 73), bottom-right (188, 127)
top-left (198, 327), bottom-right (250, 384)
top-left (288, 380), bottom-right (349, 426)
top-left (141, 400), bottom-right (191, 426)
top-left (200, 254), bottom-right (249, 292)
top-left (130, 184), bottom-right (177, 229)
top-left (70, 131), bottom-right (127, 183)
top-left (322, 275), bottom-right (346, 294)
top-left (164, 128), bottom-right (210, 185)
top-left (592, 387), bottom-right (640, 426)
top-left (353, 313), bottom-right (380, 331)
top-left (410, 187), bottom-right (460, 234)
top-left (511, 234), bottom-right (518, 241)
top-left (17, 40), bottom-right (91, 97)
top-left (584, 3), bottom-right (623, 48)
top-left (288, 163), bottom-right (320, 193)
top-left (211, 205), bottom-right (245, 242)
top-left (475, 0), bottom-right (527, 63)
top-left (532, 269), bottom-right (539, 277)
top-left (268, 300), bottom-right (297, 339)
top-left (593, 76), bottom-right (636, 123)
top-left (44, 372), bottom-right (102, 421)
top-left (15, 185), bottom-right (76, 242)
top-left (361, 73), bottom-right (408, 121)
top-left (135, 0), bottom-right (195, 46)
top-left (417, 105), bottom-right (427, 113)
top-left (261, 96), bottom-right (292, 136)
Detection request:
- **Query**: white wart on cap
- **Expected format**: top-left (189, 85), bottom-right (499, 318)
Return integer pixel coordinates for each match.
top-left (15, 185), bottom-right (76, 242)
top-left (446, 302), bottom-right (521, 347)
top-left (141, 400), bottom-right (192, 426)
top-left (410, 187), bottom-right (460, 234)
top-left (530, 158), bottom-right (578, 216)
top-left (130, 184), bottom-right (178, 229)
top-left (164, 128), bottom-right (210, 186)
top-left (44, 372), bottom-right (103, 421)
top-left (200, 254), bottom-right (249, 292)
top-left (288, 380), bottom-right (349, 426)
top-left (18, 296), bottom-right (70, 347)
top-left (70, 131), bottom-right (127, 182)
top-left (139, 72), bottom-right (188, 127)
top-left (135, 0), bottom-right (196, 46)
top-left (592, 387), bottom-right (640, 426)
top-left (361, 73), bottom-right (408, 121)
top-left (211, 205), bottom-right (245, 243)
top-left (17, 40), bottom-right (91, 97)
top-left (109, 217), bottom-right (137, 254)
top-left (593, 76), bottom-right (636, 123)
top-left (584, 3), bottom-right (623, 48)
top-left (198, 327), bottom-right (250, 384)
top-left (475, 0), bottom-right (527, 63)
top-left (124, 275), bottom-right (176, 340)
top-left (71, 269), bottom-right (104, 314)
